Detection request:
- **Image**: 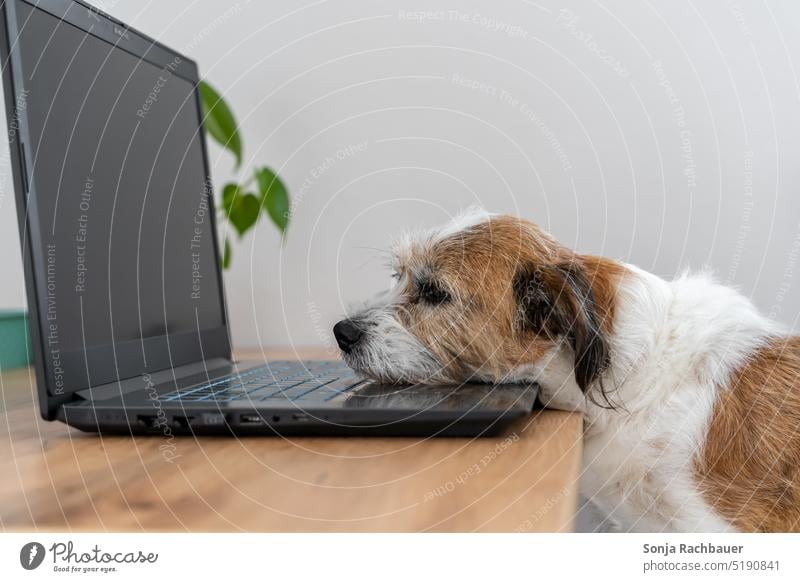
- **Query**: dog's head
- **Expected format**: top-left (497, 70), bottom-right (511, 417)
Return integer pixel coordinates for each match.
top-left (334, 209), bottom-right (621, 403)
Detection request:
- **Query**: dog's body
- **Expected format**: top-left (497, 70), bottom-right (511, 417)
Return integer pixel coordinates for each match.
top-left (574, 265), bottom-right (794, 532)
top-left (333, 209), bottom-right (800, 532)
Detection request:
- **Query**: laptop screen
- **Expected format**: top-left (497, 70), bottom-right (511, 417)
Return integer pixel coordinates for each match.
top-left (10, 0), bottom-right (230, 393)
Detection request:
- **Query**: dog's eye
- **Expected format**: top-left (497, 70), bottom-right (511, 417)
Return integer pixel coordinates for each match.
top-left (416, 279), bottom-right (450, 305)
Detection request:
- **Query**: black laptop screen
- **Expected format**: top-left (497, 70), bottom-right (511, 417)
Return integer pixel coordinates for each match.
top-left (12, 1), bottom-right (228, 392)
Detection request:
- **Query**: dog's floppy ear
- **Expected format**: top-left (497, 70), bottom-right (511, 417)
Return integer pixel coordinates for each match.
top-left (513, 259), bottom-right (611, 401)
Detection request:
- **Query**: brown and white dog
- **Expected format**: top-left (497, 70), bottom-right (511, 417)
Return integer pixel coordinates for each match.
top-left (333, 208), bottom-right (800, 532)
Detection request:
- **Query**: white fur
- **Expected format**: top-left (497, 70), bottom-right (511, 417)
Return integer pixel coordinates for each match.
top-left (511, 346), bottom-right (586, 412)
top-left (341, 286), bottom-right (449, 384)
top-left (436, 206), bottom-right (496, 239)
top-left (558, 266), bottom-right (779, 532)
top-left (392, 206), bottom-right (496, 258)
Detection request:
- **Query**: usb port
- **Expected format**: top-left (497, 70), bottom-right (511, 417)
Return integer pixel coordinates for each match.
top-left (172, 415), bottom-right (194, 429)
top-left (240, 414), bottom-right (265, 425)
top-left (137, 415), bottom-right (157, 428)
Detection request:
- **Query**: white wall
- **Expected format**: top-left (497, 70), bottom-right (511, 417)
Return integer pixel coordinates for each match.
top-left (2, 0), bottom-right (800, 349)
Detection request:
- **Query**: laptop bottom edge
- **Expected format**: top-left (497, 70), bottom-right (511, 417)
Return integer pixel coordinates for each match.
top-left (58, 402), bottom-right (526, 438)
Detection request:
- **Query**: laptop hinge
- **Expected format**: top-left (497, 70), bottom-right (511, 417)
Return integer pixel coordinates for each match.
top-left (75, 357), bottom-right (235, 401)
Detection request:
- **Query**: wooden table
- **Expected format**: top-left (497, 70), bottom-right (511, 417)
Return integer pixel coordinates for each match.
top-left (0, 348), bottom-right (583, 532)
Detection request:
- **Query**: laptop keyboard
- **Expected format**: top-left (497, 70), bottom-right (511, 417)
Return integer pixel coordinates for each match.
top-left (159, 361), bottom-right (366, 403)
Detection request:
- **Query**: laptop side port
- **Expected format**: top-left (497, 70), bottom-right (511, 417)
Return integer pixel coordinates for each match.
top-left (172, 415), bottom-right (194, 430)
top-left (240, 413), bottom-right (265, 425)
top-left (137, 415), bottom-right (157, 429)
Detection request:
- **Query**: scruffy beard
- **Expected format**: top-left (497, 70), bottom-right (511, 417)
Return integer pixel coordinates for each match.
top-left (340, 292), bottom-right (452, 385)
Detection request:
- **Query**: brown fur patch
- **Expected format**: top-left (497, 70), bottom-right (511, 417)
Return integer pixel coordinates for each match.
top-left (393, 216), bottom-right (628, 386)
top-left (394, 217), bottom-right (554, 380)
top-left (579, 255), bottom-right (629, 336)
top-left (696, 336), bottom-right (800, 531)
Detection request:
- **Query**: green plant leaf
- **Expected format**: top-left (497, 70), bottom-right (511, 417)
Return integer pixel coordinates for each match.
top-left (221, 182), bottom-right (259, 237)
top-left (222, 183), bottom-right (242, 216)
top-left (198, 80), bottom-right (243, 169)
top-left (222, 237), bottom-right (232, 270)
top-left (255, 166), bottom-right (290, 234)
top-left (228, 193), bottom-right (261, 237)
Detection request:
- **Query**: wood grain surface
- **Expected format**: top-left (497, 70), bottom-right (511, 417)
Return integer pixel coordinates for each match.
top-left (0, 348), bottom-right (583, 532)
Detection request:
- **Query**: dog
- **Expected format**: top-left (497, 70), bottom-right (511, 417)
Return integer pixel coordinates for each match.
top-left (333, 208), bottom-right (800, 532)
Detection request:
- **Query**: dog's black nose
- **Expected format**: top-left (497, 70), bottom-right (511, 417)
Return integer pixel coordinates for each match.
top-left (333, 319), bottom-right (363, 353)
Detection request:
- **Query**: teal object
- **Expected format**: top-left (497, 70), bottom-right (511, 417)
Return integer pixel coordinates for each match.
top-left (0, 310), bottom-right (31, 370)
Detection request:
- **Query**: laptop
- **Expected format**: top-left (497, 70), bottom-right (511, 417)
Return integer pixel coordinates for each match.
top-left (0, 0), bottom-right (538, 437)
